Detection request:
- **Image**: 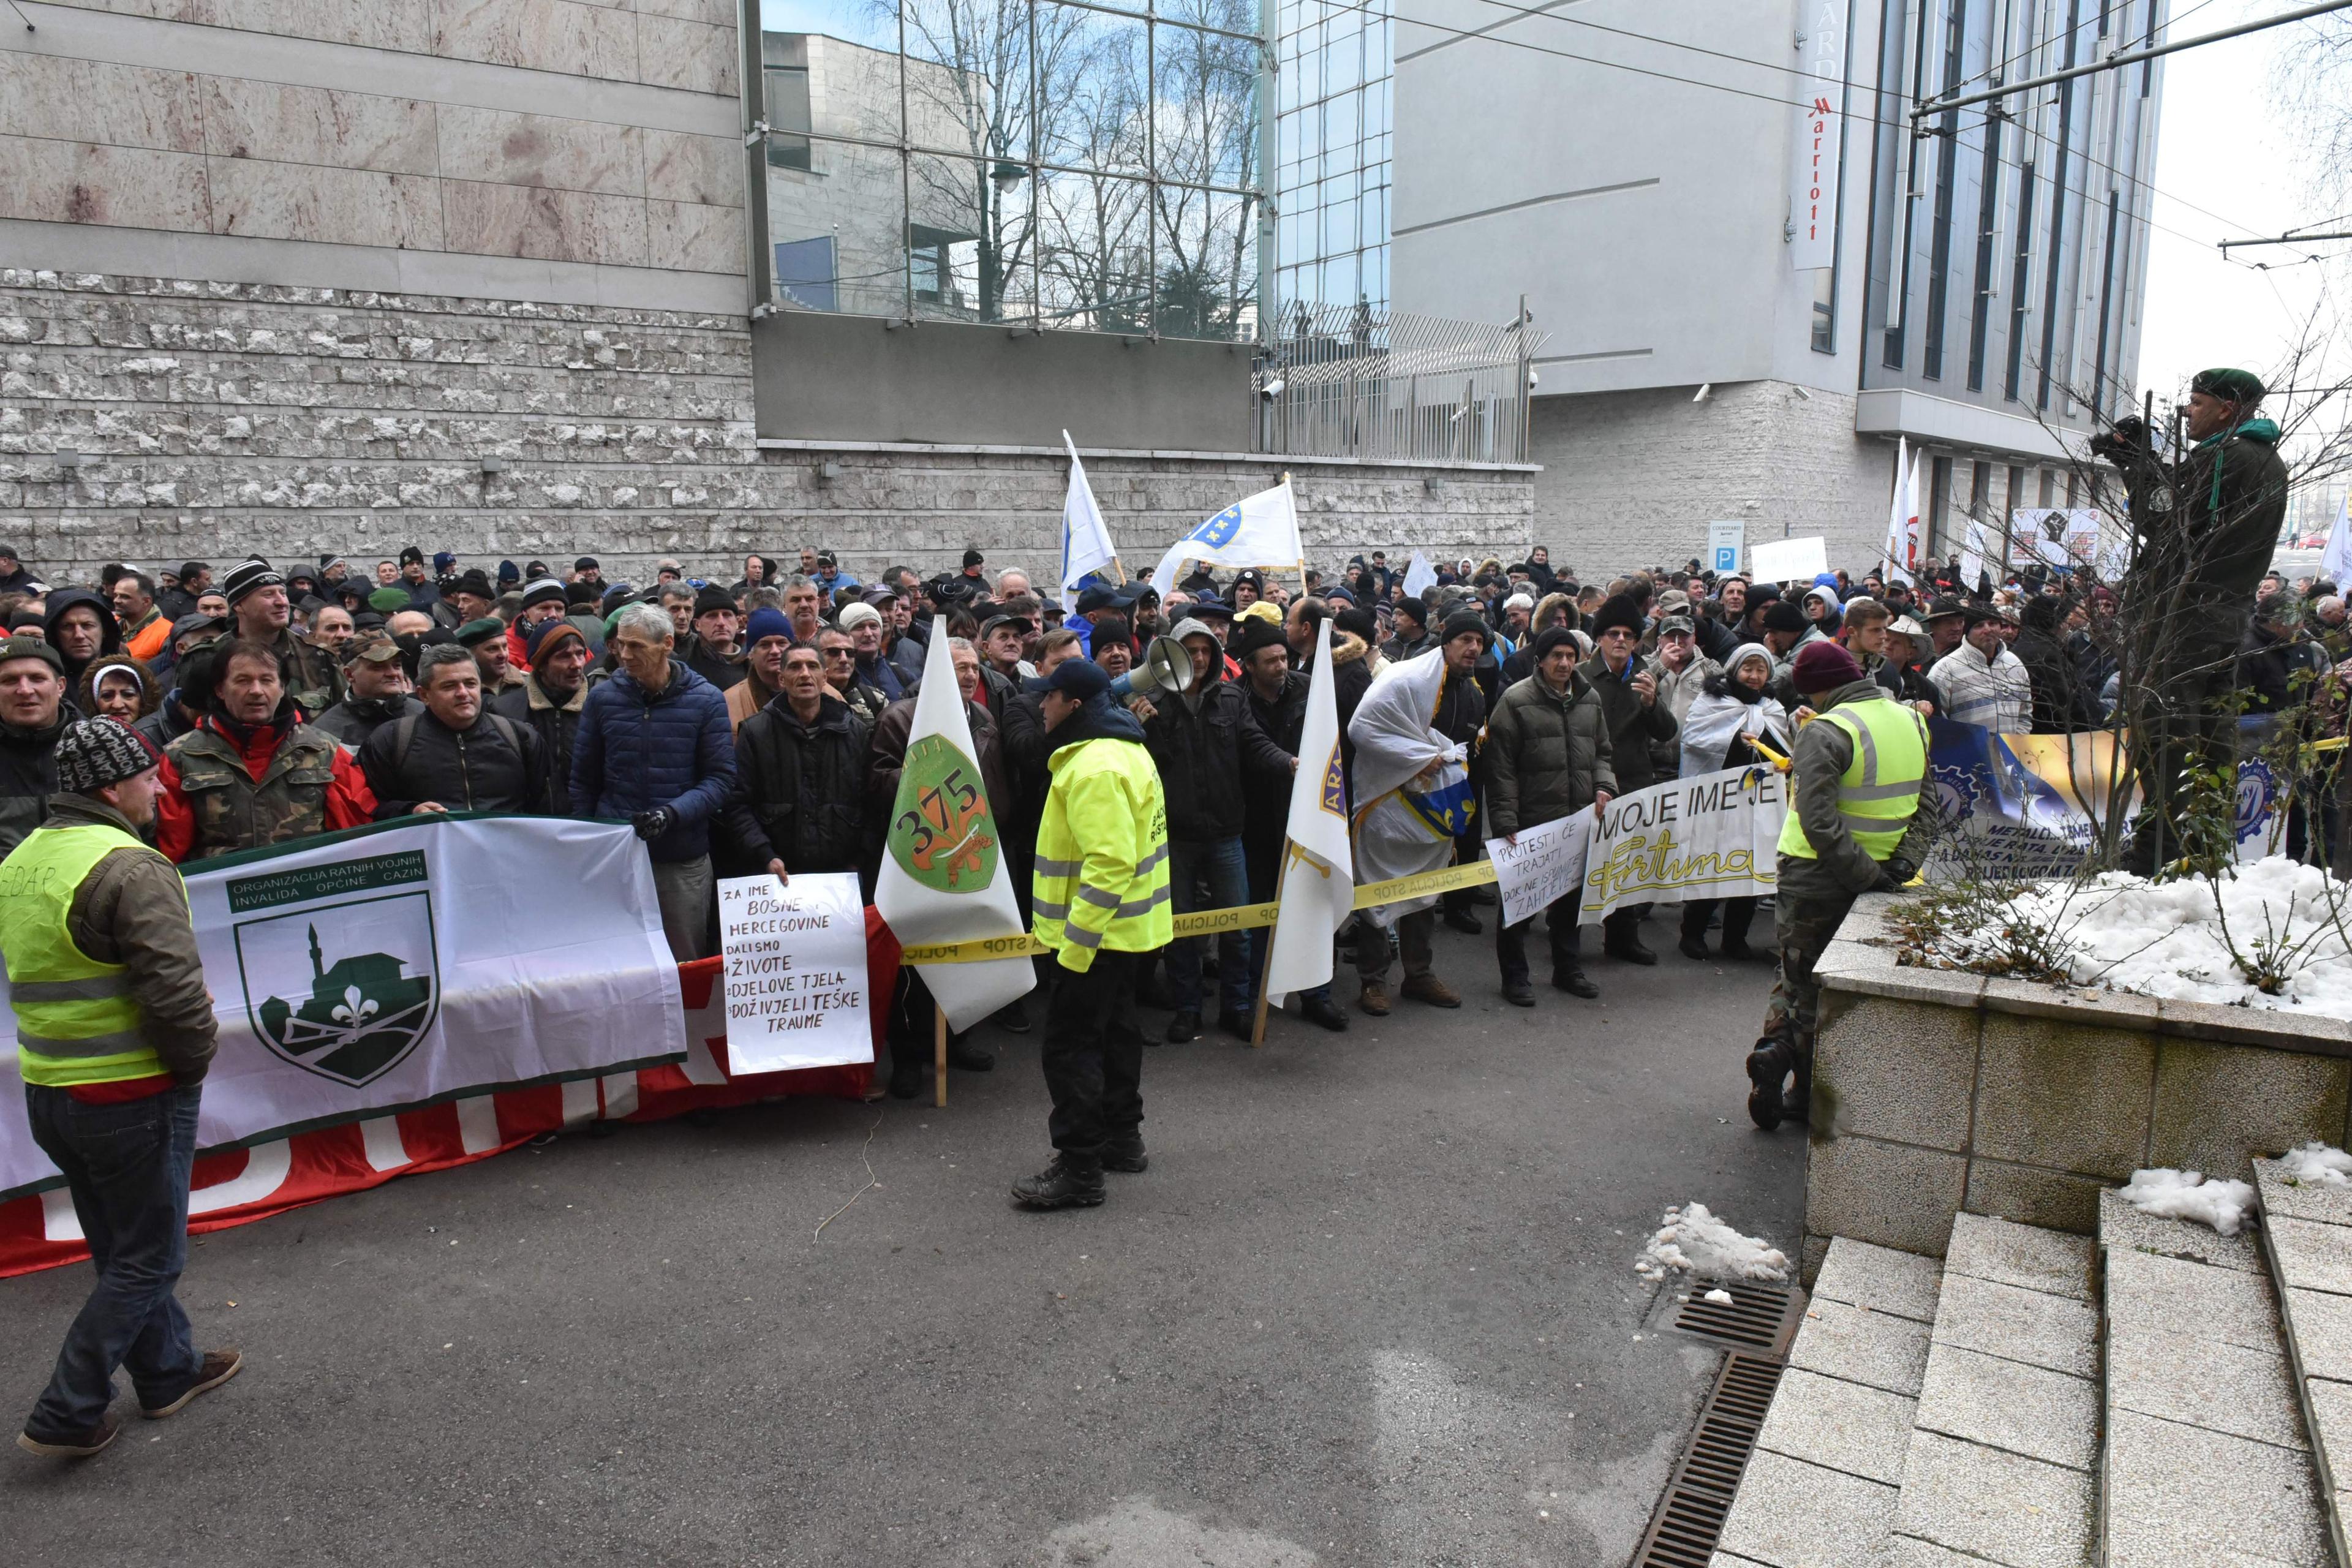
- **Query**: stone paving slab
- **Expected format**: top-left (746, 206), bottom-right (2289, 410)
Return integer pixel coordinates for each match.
top-left (1891, 1427), bottom-right (2094, 1568)
top-left (2106, 1318), bottom-right (2308, 1450)
top-left (1788, 1298), bottom-right (1934, 1398)
top-left (2105, 1247), bottom-right (2285, 1354)
top-left (1912, 1343), bottom-right (2096, 1472)
top-left (1808, 1236), bottom-right (1943, 1324)
top-left (1943, 1213), bottom-right (2095, 1301)
top-left (2284, 1287), bottom-right (2352, 1384)
top-left (1928, 1273), bottom-right (2100, 1380)
top-left (2104, 1409), bottom-right (2331, 1568)
top-left (1714, 1449), bottom-right (1898, 1568)
top-left (2098, 1186), bottom-right (2263, 1272)
top-left (2271, 1215), bottom-right (2352, 1297)
top-left (1754, 1366), bottom-right (1917, 1487)
top-left (2255, 1156), bottom-right (2352, 1227)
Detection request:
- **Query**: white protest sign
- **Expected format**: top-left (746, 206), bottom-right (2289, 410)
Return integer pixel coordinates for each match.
top-left (717, 872), bottom-right (873, 1074)
top-left (1749, 535), bottom-right (1830, 584)
top-left (1575, 767), bottom-right (1789, 925)
top-left (1485, 812), bottom-right (1596, 927)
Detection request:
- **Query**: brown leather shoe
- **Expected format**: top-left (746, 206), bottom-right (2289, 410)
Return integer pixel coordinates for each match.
top-left (141, 1349), bottom-right (243, 1419)
top-left (1357, 979), bottom-right (1391, 1016)
top-left (18, 1415), bottom-right (117, 1458)
top-left (1400, 973), bottom-right (1461, 1009)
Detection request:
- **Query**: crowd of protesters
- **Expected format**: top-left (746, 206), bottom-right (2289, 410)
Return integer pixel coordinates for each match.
top-left (0, 484), bottom-right (2316, 1090)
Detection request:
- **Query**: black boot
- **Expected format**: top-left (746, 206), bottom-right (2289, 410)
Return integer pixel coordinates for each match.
top-left (1553, 968), bottom-right (1599, 999)
top-left (1444, 905), bottom-right (1484, 935)
top-left (1165, 1010), bottom-right (1201, 1044)
top-left (1299, 995), bottom-right (1350, 1031)
top-left (1678, 935), bottom-right (1711, 962)
top-left (946, 1033), bottom-right (995, 1071)
top-left (888, 1052), bottom-right (924, 1099)
top-left (1011, 1155), bottom-right (1106, 1209)
top-left (1783, 1060), bottom-right (1812, 1125)
top-left (1102, 1137), bottom-right (1148, 1174)
top-left (1746, 1038), bottom-right (1793, 1130)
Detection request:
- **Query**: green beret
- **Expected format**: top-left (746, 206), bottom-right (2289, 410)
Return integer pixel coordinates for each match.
top-left (454, 616), bottom-right (507, 647)
top-left (368, 587), bottom-right (411, 613)
top-left (2190, 367), bottom-right (2265, 406)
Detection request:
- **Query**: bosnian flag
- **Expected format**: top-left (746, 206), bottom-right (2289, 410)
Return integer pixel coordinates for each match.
top-left (1059, 431), bottom-right (1118, 612)
top-left (1263, 620), bottom-right (1355, 999)
top-left (1883, 437), bottom-right (1921, 586)
top-left (872, 631), bottom-right (1035, 1030)
top-left (1150, 477), bottom-right (1305, 589)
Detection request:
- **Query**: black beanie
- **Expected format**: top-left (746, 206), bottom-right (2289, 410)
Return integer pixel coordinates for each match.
top-left (1439, 608), bottom-right (1491, 649)
top-left (1763, 601), bottom-right (1809, 634)
top-left (1531, 626), bottom-right (1579, 664)
top-left (693, 584), bottom-right (736, 617)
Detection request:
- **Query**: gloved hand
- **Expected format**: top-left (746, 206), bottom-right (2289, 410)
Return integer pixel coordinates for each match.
top-left (1884, 859), bottom-right (1917, 887)
top-left (2088, 417), bottom-right (2148, 464)
top-left (631, 806), bottom-right (675, 842)
top-left (1869, 867), bottom-right (1904, 894)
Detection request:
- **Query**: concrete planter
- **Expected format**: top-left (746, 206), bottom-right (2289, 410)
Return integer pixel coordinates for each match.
top-left (1801, 893), bottom-right (2352, 1282)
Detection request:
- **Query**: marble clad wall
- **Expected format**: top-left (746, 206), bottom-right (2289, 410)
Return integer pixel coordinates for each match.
top-left (0, 0), bottom-right (743, 284)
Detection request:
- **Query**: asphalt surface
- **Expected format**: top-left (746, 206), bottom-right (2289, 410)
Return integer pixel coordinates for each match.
top-left (0, 916), bottom-right (1806, 1568)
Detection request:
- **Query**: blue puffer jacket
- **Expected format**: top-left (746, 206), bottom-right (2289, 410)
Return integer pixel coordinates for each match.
top-left (572, 662), bottom-right (736, 863)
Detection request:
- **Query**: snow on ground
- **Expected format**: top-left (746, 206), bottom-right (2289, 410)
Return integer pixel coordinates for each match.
top-left (2281, 1142), bottom-right (2352, 1187)
top-left (1634, 1204), bottom-right (1790, 1284)
top-left (1956, 858), bottom-right (2352, 1016)
top-left (2120, 1168), bottom-right (2258, 1235)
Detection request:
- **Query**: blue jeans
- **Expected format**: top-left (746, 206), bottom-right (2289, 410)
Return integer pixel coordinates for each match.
top-left (1168, 836), bottom-right (1254, 1020)
top-left (23, 1083), bottom-right (205, 1436)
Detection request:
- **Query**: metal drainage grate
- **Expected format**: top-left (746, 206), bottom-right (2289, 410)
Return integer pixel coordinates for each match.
top-left (1670, 1281), bottom-right (1804, 1355)
top-left (1628, 1351), bottom-right (1784, 1568)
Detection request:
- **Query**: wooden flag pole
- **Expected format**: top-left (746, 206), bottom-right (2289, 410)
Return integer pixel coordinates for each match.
top-left (1248, 845), bottom-right (1297, 1048)
top-left (933, 1003), bottom-right (948, 1108)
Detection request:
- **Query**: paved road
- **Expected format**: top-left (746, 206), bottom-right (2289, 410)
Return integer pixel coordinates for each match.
top-left (1, 919), bottom-right (1805, 1567)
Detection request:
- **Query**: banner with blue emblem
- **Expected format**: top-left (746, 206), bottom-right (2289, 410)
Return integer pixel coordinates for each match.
top-left (1148, 478), bottom-right (1305, 591)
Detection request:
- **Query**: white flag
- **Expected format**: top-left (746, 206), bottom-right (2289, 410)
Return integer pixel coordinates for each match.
top-left (1059, 431), bottom-right (1117, 612)
top-left (1882, 437), bottom-right (1919, 586)
top-left (2323, 493), bottom-right (2352, 592)
top-left (1263, 620), bottom-right (1356, 998)
top-left (1151, 478), bottom-right (1305, 591)
top-left (1400, 550), bottom-right (1438, 598)
top-left (1959, 516), bottom-right (1989, 590)
top-left (872, 631), bottom-right (1036, 1031)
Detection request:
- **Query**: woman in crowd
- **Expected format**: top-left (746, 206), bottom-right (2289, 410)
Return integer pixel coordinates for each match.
top-left (1676, 644), bottom-right (1791, 962)
top-left (76, 653), bottom-right (157, 726)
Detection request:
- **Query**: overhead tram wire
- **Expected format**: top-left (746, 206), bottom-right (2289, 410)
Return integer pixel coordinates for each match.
top-left (1295, 0), bottom-right (2321, 264)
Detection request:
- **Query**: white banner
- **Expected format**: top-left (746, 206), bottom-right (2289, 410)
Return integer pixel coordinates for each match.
top-left (1789, 0), bottom-right (1851, 271)
top-left (1486, 811), bottom-right (1597, 927)
top-left (0, 816), bottom-right (687, 1199)
top-left (717, 872), bottom-right (872, 1074)
top-left (1574, 767), bottom-right (1789, 925)
top-left (1749, 535), bottom-right (1830, 584)
top-left (1400, 551), bottom-right (1438, 599)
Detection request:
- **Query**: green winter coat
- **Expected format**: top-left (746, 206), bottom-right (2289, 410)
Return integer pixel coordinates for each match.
top-left (1485, 666), bottom-right (1616, 837)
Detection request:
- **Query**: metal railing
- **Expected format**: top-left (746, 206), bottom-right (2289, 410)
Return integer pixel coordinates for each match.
top-left (1251, 301), bottom-right (1547, 465)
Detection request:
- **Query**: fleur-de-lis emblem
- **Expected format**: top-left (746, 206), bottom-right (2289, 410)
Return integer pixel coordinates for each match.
top-left (330, 986), bottom-right (379, 1027)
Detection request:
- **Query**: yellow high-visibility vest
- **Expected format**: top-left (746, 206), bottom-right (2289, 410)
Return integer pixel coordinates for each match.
top-left (0, 821), bottom-right (172, 1087)
top-left (1776, 693), bottom-right (1929, 862)
top-left (1032, 736), bottom-right (1174, 970)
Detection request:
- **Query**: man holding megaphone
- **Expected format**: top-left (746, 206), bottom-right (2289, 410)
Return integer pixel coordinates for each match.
top-left (1134, 619), bottom-right (1298, 1044)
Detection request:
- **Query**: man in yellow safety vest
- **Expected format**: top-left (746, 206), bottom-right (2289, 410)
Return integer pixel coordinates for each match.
top-left (1016, 658), bottom-right (1172, 1210)
top-left (4, 720), bottom-right (238, 1458)
top-left (1747, 641), bottom-right (1939, 1131)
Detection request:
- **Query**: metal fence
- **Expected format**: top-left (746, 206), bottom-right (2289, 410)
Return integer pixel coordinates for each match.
top-left (1251, 301), bottom-right (1547, 465)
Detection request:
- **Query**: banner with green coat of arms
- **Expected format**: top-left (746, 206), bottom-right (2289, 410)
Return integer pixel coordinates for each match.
top-left (0, 816), bottom-right (687, 1199)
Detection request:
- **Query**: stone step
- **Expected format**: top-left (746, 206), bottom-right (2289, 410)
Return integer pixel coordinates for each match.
top-left (2100, 1185), bottom-right (2330, 1566)
top-left (2253, 1156), bottom-right (2352, 1566)
top-left (1709, 1237), bottom-right (1940, 1568)
top-left (1885, 1213), bottom-right (2100, 1568)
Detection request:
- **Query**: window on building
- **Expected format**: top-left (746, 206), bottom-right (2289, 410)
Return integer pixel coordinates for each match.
top-left (749, 0), bottom-right (1265, 340)
top-left (1929, 454), bottom-right (1953, 555)
top-left (763, 63), bottom-right (812, 171)
top-left (1272, 0), bottom-right (1390, 315)
top-left (2038, 468), bottom-right (2056, 507)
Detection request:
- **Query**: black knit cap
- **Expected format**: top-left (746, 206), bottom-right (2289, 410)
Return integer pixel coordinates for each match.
top-left (1763, 601), bottom-right (1810, 634)
top-left (1230, 617), bottom-right (1289, 662)
top-left (693, 585), bottom-right (736, 617)
top-left (55, 718), bottom-right (155, 794)
top-left (1440, 608), bottom-right (1491, 649)
top-left (221, 554), bottom-right (284, 605)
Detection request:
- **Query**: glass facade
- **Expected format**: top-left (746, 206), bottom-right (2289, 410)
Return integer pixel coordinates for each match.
top-left (1268, 0), bottom-right (1389, 319)
top-left (752, 0), bottom-right (1265, 341)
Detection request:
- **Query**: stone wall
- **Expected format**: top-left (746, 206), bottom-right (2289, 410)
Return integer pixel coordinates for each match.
top-left (1801, 895), bottom-right (2352, 1283)
top-left (1529, 381), bottom-right (1896, 579)
top-left (1, 269), bottom-right (1534, 586)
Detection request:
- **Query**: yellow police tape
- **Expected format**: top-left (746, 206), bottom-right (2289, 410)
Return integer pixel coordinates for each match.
top-left (894, 858), bottom-right (1504, 965)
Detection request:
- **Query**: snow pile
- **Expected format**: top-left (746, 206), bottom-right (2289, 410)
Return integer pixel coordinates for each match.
top-left (2280, 1141), bottom-right (2352, 1188)
top-left (1703, 1288), bottom-right (1735, 1305)
top-left (1953, 858), bottom-right (2352, 1016)
top-left (2120, 1168), bottom-right (2258, 1236)
top-left (1634, 1203), bottom-right (1790, 1283)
